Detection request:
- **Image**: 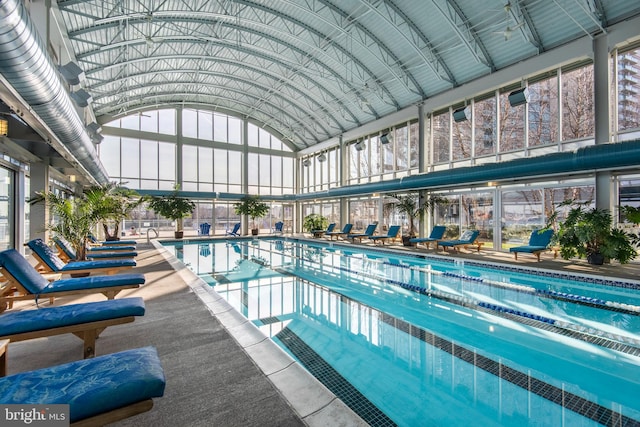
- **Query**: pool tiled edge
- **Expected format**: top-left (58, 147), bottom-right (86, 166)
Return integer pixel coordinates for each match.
top-left (151, 240), bottom-right (367, 427)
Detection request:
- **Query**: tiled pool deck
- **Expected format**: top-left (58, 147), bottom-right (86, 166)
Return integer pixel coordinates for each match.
top-left (6, 235), bottom-right (640, 426)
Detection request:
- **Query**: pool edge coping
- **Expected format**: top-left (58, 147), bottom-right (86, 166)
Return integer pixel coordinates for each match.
top-left (150, 239), bottom-right (368, 427)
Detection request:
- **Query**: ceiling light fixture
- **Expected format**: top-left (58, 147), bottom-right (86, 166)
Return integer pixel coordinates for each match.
top-left (355, 140), bottom-right (366, 151)
top-left (317, 153), bottom-right (327, 162)
top-left (302, 159), bottom-right (311, 167)
top-left (380, 132), bottom-right (392, 145)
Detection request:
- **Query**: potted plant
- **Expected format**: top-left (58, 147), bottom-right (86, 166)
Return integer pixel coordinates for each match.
top-left (85, 183), bottom-right (146, 241)
top-left (303, 213), bottom-right (329, 236)
top-left (234, 195), bottom-right (269, 235)
top-left (388, 192), bottom-right (447, 246)
top-left (40, 191), bottom-right (101, 261)
top-left (550, 200), bottom-right (636, 265)
top-left (148, 186), bottom-right (196, 239)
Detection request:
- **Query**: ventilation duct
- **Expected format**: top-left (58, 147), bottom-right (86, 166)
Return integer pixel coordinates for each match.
top-left (0, 0), bottom-right (109, 184)
top-left (297, 139), bottom-right (640, 200)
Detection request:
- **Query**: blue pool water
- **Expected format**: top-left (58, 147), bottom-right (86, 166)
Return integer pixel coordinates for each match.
top-left (163, 238), bottom-right (640, 427)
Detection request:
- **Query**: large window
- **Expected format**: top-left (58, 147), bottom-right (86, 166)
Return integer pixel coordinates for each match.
top-left (102, 108), bottom-right (292, 195)
top-left (528, 74), bottom-right (558, 147)
top-left (617, 45), bottom-right (640, 135)
top-left (562, 64), bottom-right (594, 141)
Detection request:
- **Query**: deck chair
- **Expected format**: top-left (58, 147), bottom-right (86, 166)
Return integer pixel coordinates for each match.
top-left (53, 236), bottom-right (137, 262)
top-left (369, 225), bottom-right (401, 245)
top-left (409, 225), bottom-right (447, 249)
top-left (0, 345), bottom-right (166, 425)
top-left (509, 229), bottom-right (554, 261)
top-left (311, 223), bottom-right (335, 238)
top-left (226, 223), bottom-right (241, 236)
top-left (272, 221), bottom-right (284, 235)
top-left (26, 239), bottom-right (136, 276)
top-left (347, 223), bottom-right (378, 243)
top-left (0, 248), bottom-right (145, 311)
top-left (199, 222), bottom-right (211, 235)
top-left (0, 297), bottom-right (145, 359)
top-left (88, 234), bottom-right (137, 246)
top-left (438, 230), bottom-right (482, 252)
top-left (325, 224), bottom-right (352, 240)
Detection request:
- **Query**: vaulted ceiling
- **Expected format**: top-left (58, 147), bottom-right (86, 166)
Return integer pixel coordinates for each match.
top-left (57, 0), bottom-right (640, 151)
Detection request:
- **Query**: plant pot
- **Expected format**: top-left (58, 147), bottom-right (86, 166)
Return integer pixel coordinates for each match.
top-left (251, 228), bottom-right (259, 236)
top-left (402, 236), bottom-right (415, 247)
top-left (70, 272), bottom-right (90, 278)
top-left (587, 252), bottom-right (604, 265)
top-left (105, 236), bottom-right (120, 241)
top-left (174, 231), bottom-right (184, 239)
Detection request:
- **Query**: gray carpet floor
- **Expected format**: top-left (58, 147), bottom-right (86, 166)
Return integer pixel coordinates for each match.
top-left (7, 243), bottom-right (306, 427)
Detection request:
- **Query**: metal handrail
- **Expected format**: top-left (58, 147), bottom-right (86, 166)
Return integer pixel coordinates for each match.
top-left (146, 227), bottom-right (159, 243)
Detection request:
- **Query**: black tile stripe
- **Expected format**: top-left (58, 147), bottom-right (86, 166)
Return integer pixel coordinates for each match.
top-left (275, 327), bottom-right (397, 427)
top-left (379, 312), bottom-right (640, 427)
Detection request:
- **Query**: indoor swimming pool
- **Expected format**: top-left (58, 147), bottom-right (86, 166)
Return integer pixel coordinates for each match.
top-left (162, 238), bottom-right (640, 427)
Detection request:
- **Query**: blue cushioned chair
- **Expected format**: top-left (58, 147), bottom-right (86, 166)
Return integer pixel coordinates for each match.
top-left (272, 221), bottom-right (284, 235)
top-left (311, 223), bottom-right (335, 237)
top-left (347, 223), bottom-right (378, 243)
top-left (0, 297), bottom-right (145, 358)
top-left (409, 225), bottom-right (447, 249)
top-left (0, 346), bottom-right (166, 425)
top-left (326, 223), bottom-right (353, 240)
top-left (0, 248), bottom-right (145, 310)
top-left (88, 233), bottom-right (137, 246)
top-left (509, 229), bottom-right (554, 261)
top-left (369, 225), bottom-right (401, 245)
top-left (26, 239), bottom-right (136, 276)
top-left (53, 236), bottom-right (137, 262)
top-left (438, 230), bottom-right (482, 252)
top-left (226, 223), bottom-right (241, 236)
top-left (199, 222), bottom-right (211, 236)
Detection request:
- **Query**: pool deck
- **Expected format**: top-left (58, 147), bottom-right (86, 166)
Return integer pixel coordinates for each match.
top-left (6, 235), bottom-right (640, 426)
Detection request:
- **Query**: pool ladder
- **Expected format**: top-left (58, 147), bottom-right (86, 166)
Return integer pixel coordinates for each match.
top-left (146, 227), bottom-right (158, 243)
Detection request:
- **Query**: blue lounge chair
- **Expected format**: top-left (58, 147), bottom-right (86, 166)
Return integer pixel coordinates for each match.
top-left (199, 222), bottom-right (211, 235)
top-left (409, 225), bottom-right (447, 249)
top-left (53, 236), bottom-right (137, 262)
top-left (311, 223), bottom-right (335, 238)
top-left (272, 221), bottom-right (284, 235)
top-left (0, 297), bottom-right (145, 358)
top-left (88, 234), bottom-right (137, 246)
top-left (0, 346), bottom-right (166, 425)
top-left (0, 248), bottom-right (145, 310)
top-left (438, 230), bottom-right (482, 252)
top-left (226, 223), bottom-right (241, 236)
top-left (347, 223), bottom-right (378, 243)
top-left (26, 238), bottom-right (137, 276)
top-left (369, 225), bottom-right (401, 245)
top-left (509, 229), bottom-right (554, 261)
top-left (325, 223), bottom-right (352, 240)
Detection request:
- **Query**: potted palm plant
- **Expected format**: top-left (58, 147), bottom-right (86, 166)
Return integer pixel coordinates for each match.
top-left (388, 192), bottom-right (447, 246)
top-left (303, 214), bottom-right (328, 235)
top-left (85, 183), bottom-right (146, 241)
top-left (148, 186), bottom-right (196, 239)
top-left (234, 195), bottom-right (269, 235)
top-left (40, 191), bottom-right (101, 262)
top-left (550, 200), bottom-right (636, 265)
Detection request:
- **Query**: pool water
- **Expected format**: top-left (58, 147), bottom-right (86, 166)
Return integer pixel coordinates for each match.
top-left (163, 238), bottom-right (640, 427)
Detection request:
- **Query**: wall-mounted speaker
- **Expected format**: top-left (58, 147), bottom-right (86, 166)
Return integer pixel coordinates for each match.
top-left (508, 88), bottom-right (529, 107)
top-left (59, 62), bottom-right (85, 85)
top-left (453, 106), bottom-right (471, 122)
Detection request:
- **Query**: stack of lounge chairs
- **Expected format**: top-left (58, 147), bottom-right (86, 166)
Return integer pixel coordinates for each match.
top-left (0, 244), bottom-right (166, 424)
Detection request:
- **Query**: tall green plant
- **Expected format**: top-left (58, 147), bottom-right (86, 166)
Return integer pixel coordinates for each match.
top-left (148, 185), bottom-right (195, 235)
top-left (388, 193), bottom-right (447, 237)
top-left (303, 214), bottom-right (328, 232)
top-left (85, 183), bottom-right (146, 240)
top-left (234, 195), bottom-right (269, 231)
top-left (43, 192), bottom-right (102, 261)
